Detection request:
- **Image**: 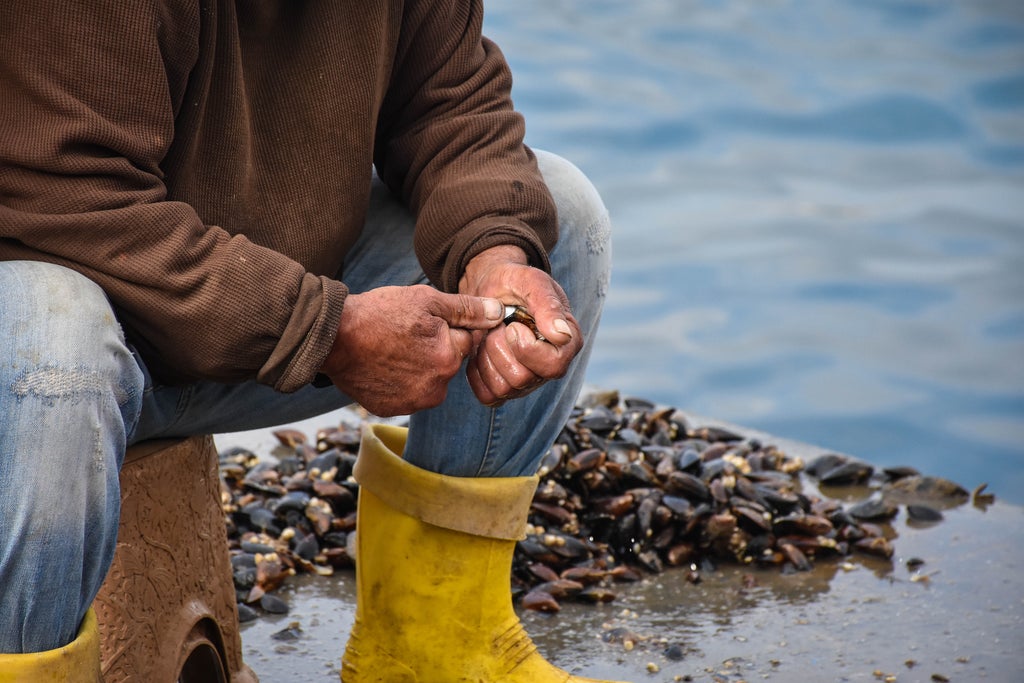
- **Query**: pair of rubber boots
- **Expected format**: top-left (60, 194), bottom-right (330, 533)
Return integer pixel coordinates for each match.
top-left (0, 424), bottom-right (625, 683)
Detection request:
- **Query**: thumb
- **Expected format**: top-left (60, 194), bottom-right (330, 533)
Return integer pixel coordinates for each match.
top-left (430, 292), bottom-right (504, 330)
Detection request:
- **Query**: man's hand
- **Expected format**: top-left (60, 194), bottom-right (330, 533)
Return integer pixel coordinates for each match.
top-left (320, 285), bottom-right (504, 416)
top-left (459, 245), bottom-right (584, 407)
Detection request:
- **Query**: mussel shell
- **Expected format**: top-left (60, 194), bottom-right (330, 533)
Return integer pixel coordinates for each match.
top-left (882, 465), bottom-right (920, 481)
top-left (616, 428), bottom-right (644, 447)
top-left (847, 498), bottom-right (898, 521)
top-left (312, 480), bottom-right (355, 514)
top-left (534, 479), bottom-right (569, 504)
top-left (882, 475), bottom-right (969, 506)
top-left (533, 579), bottom-right (585, 599)
top-left (665, 542), bottom-right (696, 566)
top-left (620, 461), bottom-right (658, 488)
top-left (661, 495), bottom-right (693, 515)
top-left (321, 531), bottom-right (349, 548)
top-left (526, 563), bottom-right (560, 583)
top-left (577, 406), bottom-right (620, 432)
top-left (521, 589), bottom-right (561, 612)
top-left (578, 586), bottom-right (617, 603)
top-left (635, 549), bottom-right (663, 573)
top-left (906, 504), bottom-right (943, 522)
top-left (622, 395), bottom-right (655, 410)
top-left (516, 538), bottom-right (563, 565)
top-left (275, 455), bottom-right (304, 478)
top-left (272, 429), bottom-right (307, 447)
top-left (560, 566), bottom-right (607, 585)
top-left (688, 426), bottom-right (744, 442)
top-left (805, 453), bottom-right (849, 478)
top-left (779, 542), bottom-right (812, 571)
top-left (733, 506), bottom-right (772, 534)
top-left (665, 471), bottom-right (710, 502)
top-left (590, 493), bottom-right (635, 517)
top-left (675, 448), bottom-right (702, 473)
top-left (537, 445), bottom-right (567, 477)
top-left (530, 502), bottom-right (576, 527)
top-left (306, 449), bottom-right (342, 473)
top-left (818, 460), bottom-right (874, 486)
top-left (773, 513), bottom-right (834, 537)
top-left (567, 448), bottom-right (606, 474)
top-left (754, 484), bottom-right (801, 513)
top-left (240, 507), bottom-right (281, 536)
top-left (853, 536), bottom-right (894, 559)
top-left (236, 602), bottom-right (259, 623)
top-left (232, 565), bottom-right (257, 589)
top-left (580, 388), bottom-right (621, 409)
top-left (293, 533), bottom-right (319, 561)
top-left (259, 593), bottom-right (290, 614)
top-left (700, 442), bottom-right (731, 462)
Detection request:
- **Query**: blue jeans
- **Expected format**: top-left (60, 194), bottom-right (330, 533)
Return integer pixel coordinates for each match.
top-left (0, 150), bottom-right (611, 653)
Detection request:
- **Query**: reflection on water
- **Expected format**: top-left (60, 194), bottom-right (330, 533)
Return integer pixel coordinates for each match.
top-left (484, 0), bottom-right (1024, 502)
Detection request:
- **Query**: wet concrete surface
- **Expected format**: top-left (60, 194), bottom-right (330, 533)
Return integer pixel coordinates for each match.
top-left (219, 411), bottom-right (1024, 682)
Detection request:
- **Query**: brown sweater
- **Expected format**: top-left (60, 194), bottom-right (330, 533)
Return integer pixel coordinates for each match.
top-left (0, 0), bottom-right (556, 392)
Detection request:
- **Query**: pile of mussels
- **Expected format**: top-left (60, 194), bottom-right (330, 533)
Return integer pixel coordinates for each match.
top-left (220, 390), bottom-right (988, 620)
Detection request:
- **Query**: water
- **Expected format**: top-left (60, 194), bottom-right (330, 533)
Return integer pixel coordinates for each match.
top-left (483, 0), bottom-right (1024, 503)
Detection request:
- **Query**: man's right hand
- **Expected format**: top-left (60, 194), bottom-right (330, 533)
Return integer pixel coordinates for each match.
top-left (319, 285), bottom-right (504, 416)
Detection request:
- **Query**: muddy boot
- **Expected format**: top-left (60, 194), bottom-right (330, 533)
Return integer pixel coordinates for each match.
top-left (340, 424), bottom-right (629, 683)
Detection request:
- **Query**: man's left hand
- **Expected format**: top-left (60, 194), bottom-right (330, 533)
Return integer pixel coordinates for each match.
top-left (458, 245), bottom-right (583, 407)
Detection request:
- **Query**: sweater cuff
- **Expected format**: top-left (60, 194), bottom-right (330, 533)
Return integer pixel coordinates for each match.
top-left (261, 275), bottom-right (348, 393)
top-left (440, 216), bottom-right (552, 293)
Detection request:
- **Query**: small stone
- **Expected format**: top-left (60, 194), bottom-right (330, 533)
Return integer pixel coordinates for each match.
top-left (236, 602), bottom-right (258, 623)
top-left (271, 622), bottom-right (303, 641)
top-left (664, 644), bottom-right (685, 661)
top-left (259, 593), bottom-right (289, 614)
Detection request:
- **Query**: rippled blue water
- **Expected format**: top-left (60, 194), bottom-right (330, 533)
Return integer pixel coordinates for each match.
top-left (485, 1), bottom-right (1024, 502)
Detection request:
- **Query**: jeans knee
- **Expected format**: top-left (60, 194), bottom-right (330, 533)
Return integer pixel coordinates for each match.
top-left (1, 261), bottom-right (144, 428)
top-left (533, 150), bottom-right (613, 315)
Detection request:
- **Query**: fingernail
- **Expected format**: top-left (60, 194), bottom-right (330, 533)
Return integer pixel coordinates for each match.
top-left (554, 318), bottom-right (572, 338)
top-left (484, 298), bottom-right (503, 321)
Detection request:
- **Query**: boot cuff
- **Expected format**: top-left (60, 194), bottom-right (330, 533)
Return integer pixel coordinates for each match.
top-left (354, 424), bottom-right (538, 540)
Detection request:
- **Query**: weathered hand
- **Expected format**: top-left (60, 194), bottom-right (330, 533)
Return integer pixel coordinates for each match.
top-left (459, 245), bottom-right (584, 407)
top-left (320, 284), bottom-right (504, 416)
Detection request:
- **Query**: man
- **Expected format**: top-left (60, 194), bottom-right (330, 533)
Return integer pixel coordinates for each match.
top-left (0, 1), bottom-right (616, 681)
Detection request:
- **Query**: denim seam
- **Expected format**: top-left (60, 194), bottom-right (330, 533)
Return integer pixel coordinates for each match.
top-left (168, 384), bottom-right (197, 435)
top-left (473, 406), bottom-right (501, 478)
top-left (138, 383), bottom-right (197, 441)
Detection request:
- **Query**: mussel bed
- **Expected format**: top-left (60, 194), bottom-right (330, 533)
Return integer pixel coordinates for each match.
top-left (220, 390), bottom-right (978, 620)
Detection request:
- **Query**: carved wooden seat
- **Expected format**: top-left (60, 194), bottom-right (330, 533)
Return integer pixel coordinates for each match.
top-left (95, 436), bottom-right (257, 683)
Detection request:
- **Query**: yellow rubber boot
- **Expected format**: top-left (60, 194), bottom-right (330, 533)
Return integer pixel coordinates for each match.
top-left (341, 423), bottom-right (630, 683)
top-left (0, 608), bottom-right (101, 683)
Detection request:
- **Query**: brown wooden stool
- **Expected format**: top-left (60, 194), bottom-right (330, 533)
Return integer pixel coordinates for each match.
top-left (95, 436), bottom-right (257, 683)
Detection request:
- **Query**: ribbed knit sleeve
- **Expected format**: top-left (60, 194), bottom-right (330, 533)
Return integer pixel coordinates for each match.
top-left (374, 0), bottom-right (558, 292)
top-left (0, 1), bottom-right (346, 392)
